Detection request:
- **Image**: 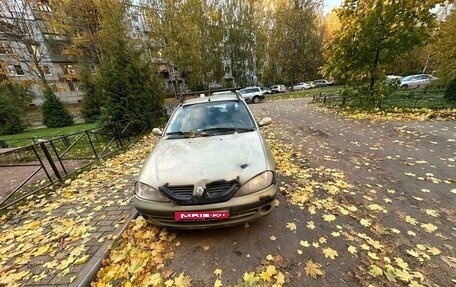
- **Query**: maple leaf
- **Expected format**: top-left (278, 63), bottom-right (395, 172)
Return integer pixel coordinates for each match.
top-left (214, 269), bottom-right (222, 276)
top-left (368, 252), bottom-right (380, 260)
top-left (322, 214), bottom-right (336, 222)
top-left (322, 247), bottom-right (338, 259)
top-left (286, 222), bottom-right (297, 232)
top-left (300, 240), bottom-right (310, 247)
top-left (383, 264), bottom-right (397, 282)
top-left (347, 246), bottom-right (357, 255)
top-left (425, 209), bottom-right (439, 217)
top-left (142, 273), bottom-right (163, 286)
top-left (214, 279), bottom-right (222, 287)
top-left (275, 271), bottom-right (285, 285)
top-left (369, 265), bottom-right (383, 277)
top-left (306, 221), bottom-right (315, 229)
top-left (394, 257), bottom-right (410, 270)
top-left (174, 273), bottom-right (192, 287)
top-left (260, 265), bottom-right (277, 282)
top-left (304, 260), bottom-right (325, 279)
top-left (243, 272), bottom-right (259, 285)
top-left (395, 268), bottom-right (413, 282)
top-left (33, 244), bottom-right (51, 256)
top-left (421, 223), bottom-right (438, 233)
top-left (427, 246), bottom-right (441, 256)
top-left (406, 249), bottom-right (420, 258)
top-left (408, 280), bottom-right (425, 287)
top-left (360, 218), bottom-right (372, 227)
top-left (270, 235), bottom-right (277, 241)
top-left (405, 216), bottom-right (418, 225)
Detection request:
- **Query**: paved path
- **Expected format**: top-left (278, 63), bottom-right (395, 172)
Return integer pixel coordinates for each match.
top-left (0, 136), bottom-right (154, 287)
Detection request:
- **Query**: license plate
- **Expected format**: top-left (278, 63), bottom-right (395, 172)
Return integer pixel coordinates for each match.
top-left (174, 210), bottom-right (230, 221)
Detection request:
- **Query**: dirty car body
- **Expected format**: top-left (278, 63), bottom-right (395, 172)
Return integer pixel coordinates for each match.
top-left (133, 94), bottom-right (277, 228)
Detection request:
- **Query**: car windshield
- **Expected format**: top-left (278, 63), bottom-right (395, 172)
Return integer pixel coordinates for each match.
top-left (164, 101), bottom-right (256, 138)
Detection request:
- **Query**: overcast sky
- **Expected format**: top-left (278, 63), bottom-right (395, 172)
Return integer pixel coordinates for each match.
top-left (324, 0), bottom-right (343, 14)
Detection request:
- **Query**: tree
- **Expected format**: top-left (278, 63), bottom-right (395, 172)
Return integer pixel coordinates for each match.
top-left (96, 0), bottom-right (164, 130)
top-left (0, 94), bottom-right (25, 135)
top-left (322, 9), bottom-right (341, 42)
top-left (49, 0), bottom-right (102, 63)
top-left (41, 88), bottom-right (74, 128)
top-left (79, 63), bottom-right (101, 123)
top-left (261, 0), bottom-right (323, 86)
top-left (432, 4), bottom-right (456, 83)
top-left (0, 0), bottom-right (51, 86)
top-left (323, 0), bottom-right (443, 103)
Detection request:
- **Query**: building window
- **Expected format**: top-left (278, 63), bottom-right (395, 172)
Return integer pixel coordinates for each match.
top-left (7, 64), bottom-right (25, 76)
top-left (49, 83), bottom-right (58, 92)
top-left (68, 81), bottom-right (76, 91)
top-left (14, 65), bottom-right (25, 75)
top-left (62, 64), bottom-right (75, 74)
top-left (41, 65), bottom-right (52, 75)
top-left (0, 43), bottom-right (13, 54)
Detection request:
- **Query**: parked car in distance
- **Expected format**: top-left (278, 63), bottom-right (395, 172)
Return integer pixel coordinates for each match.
top-left (260, 86), bottom-right (272, 94)
top-left (239, 86), bottom-right (265, 103)
top-left (133, 93), bottom-right (277, 228)
top-left (312, 79), bottom-right (333, 88)
top-left (400, 74), bottom-right (437, 89)
top-left (292, 82), bottom-right (312, 91)
top-left (269, 84), bottom-right (286, 93)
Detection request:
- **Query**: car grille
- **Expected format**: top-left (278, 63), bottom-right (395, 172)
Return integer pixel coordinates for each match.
top-left (160, 179), bottom-right (240, 205)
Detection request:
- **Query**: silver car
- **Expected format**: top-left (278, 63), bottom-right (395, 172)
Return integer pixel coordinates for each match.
top-left (400, 74), bottom-right (437, 89)
top-left (134, 93), bottom-right (277, 228)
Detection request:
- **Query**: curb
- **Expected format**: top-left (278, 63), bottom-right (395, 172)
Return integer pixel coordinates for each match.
top-left (70, 207), bottom-right (139, 287)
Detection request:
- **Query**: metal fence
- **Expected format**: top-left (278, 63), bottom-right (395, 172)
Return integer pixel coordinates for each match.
top-left (311, 89), bottom-right (455, 109)
top-left (0, 112), bottom-right (163, 211)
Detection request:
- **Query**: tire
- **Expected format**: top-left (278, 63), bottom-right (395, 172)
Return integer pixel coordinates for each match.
top-left (252, 96), bottom-right (260, 104)
top-left (401, 84), bottom-right (409, 89)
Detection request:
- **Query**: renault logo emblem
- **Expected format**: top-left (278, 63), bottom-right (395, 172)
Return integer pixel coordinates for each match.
top-left (194, 186), bottom-right (205, 197)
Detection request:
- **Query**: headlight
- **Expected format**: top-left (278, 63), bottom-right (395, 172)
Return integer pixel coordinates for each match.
top-left (235, 171), bottom-right (275, 196)
top-left (135, 182), bottom-right (169, 201)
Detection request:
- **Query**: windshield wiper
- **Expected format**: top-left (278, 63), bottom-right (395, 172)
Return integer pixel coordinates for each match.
top-left (165, 131), bottom-right (196, 138)
top-left (198, 127), bottom-right (255, 135)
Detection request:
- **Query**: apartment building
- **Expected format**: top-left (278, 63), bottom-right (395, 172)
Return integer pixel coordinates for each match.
top-left (0, 0), bottom-right (84, 105)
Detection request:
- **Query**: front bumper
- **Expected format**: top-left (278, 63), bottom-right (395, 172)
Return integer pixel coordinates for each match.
top-left (133, 183), bottom-right (277, 229)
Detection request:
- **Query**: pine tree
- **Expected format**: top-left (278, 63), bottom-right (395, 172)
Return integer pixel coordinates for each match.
top-left (41, 88), bottom-right (74, 128)
top-left (0, 95), bottom-right (24, 135)
top-left (80, 64), bottom-right (101, 123)
top-left (97, 0), bottom-right (164, 133)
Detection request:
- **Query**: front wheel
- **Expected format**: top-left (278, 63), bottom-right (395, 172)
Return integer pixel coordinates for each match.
top-left (252, 96), bottom-right (260, 104)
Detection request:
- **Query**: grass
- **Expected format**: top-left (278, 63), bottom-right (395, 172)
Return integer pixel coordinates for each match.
top-left (0, 123), bottom-right (99, 147)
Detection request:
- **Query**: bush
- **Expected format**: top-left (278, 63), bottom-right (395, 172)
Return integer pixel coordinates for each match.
top-left (0, 95), bottom-right (25, 135)
top-left (41, 88), bottom-right (74, 128)
top-left (444, 77), bottom-right (456, 106)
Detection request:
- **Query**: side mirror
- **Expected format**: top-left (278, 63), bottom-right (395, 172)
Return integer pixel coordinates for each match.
top-left (258, 117), bottom-right (272, 127)
top-left (152, 128), bottom-right (163, 136)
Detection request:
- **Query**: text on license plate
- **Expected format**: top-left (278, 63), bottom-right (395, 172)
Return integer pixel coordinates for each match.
top-left (174, 210), bottom-right (229, 221)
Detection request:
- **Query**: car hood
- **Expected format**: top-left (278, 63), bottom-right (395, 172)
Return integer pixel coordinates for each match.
top-left (138, 132), bottom-right (269, 188)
